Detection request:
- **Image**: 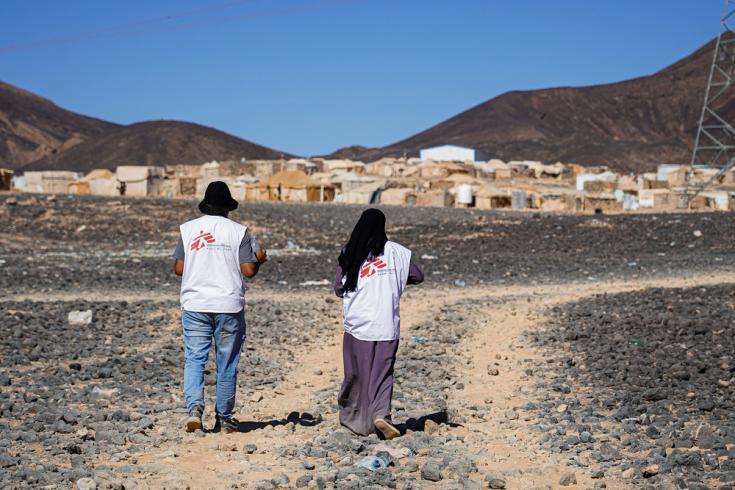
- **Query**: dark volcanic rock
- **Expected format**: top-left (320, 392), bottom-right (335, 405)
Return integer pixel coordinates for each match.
top-left (526, 283), bottom-right (735, 485)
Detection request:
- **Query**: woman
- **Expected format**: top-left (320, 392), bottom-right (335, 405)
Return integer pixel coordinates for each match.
top-left (334, 208), bottom-right (424, 439)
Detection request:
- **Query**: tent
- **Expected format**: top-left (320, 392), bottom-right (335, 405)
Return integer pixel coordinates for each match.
top-left (23, 171), bottom-right (81, 194)
top-left (250, 170), bottom-right (334, 202)
top-left (116, 166), bottom-right (165, 197)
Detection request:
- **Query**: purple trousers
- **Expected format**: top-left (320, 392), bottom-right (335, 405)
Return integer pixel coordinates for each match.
top-left (338, 332), bottom-right (400, 436)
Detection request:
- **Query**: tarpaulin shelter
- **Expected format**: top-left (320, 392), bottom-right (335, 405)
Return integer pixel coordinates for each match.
top-left (116, 166), bottom-right (165, 197)
top-left (23, 171), bottom-right (81, 194)
top-left (249, 170), bottom-right (334, 202)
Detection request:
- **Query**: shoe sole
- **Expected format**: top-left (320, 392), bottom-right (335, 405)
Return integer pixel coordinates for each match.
top-left (185, 417), bottom-right (202, 433)
top-left (374, 418), bottom-right (400, 440)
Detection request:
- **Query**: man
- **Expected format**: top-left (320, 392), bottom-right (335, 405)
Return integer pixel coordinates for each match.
top-left (173, 181), bottom-right (267, 433)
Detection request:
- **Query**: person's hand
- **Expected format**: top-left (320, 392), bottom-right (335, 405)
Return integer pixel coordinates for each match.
top-left (256, 249), bottom-right (268, 264)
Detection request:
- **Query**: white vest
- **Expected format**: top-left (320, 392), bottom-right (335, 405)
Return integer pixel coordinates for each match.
top-left (342, 241), bottom-right (411, 341)
top-left (179, 215), bottom-right (247, 313)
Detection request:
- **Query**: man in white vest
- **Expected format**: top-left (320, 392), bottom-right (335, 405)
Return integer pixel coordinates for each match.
top-left (173, 181), bottom-right (267, 433)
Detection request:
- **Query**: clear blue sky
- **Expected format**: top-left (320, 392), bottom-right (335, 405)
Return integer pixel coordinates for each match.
top-left (0, 0), bottom-right (725, 156)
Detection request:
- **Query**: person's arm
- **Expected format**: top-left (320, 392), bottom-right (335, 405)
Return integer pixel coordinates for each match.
top-left (334, 265), bottom-right (346, 298)
top-left (407, 262), bottom-right (424, 285)
top-left (239, 231), bottom-right (267, 279)
top-left (173, 236), bottom-right (185, 276)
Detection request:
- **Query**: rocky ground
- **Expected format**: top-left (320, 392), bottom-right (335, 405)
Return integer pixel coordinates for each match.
top-left (2, 192), bottom-right (735, 489)
top-left (526, 284), bottom-right (735, 489)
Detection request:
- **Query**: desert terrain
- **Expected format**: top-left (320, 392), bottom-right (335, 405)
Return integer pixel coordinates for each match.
top-left (2, 193), bottom-right (735, 489)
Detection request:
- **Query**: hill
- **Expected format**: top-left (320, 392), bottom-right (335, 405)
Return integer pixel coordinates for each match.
top-left (327, 37), bottom-right (723, 172)
top-left (23, 120), bottom-right (293, 173)
top-left (0, 81), bottom-right (119, 168)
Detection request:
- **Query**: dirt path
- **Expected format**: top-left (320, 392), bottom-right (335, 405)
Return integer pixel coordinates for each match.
top-left (132, 271), bottom-right (735, 489)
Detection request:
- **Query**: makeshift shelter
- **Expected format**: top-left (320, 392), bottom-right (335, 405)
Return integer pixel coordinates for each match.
top-left (584, 194), bottom-right (623, 213)
top-left (689, 167), bottom-right (720, 186)
top-left (576, 171), bottom-right (618, 191)
top-left (434, 173), bottom-right (481, 190)
top-left (11, 175), bottom-right (26, 191)
top-left (285, 158), bottom-right (318, 175)
top-left (379, 188), bottom-right (416, 206)
top-left (474, 159), bottom-right (512, 180)
top-left (168, 164), bottom-right (202, 178)
top-left (416, 189), bottom-right (454, 208)
top-left (699, 190), bottom-right (730, 211)
top-left (327, 172), bottom-right (382, 193)
top-left (417, 161), bottom-right (472, 179)
top-left (0, 168), bottom-right (14, 190)
top-left (67, 181), bottom-right (91, 194)
top-left (71, 169), bottom-right (119, 196)
top-left (639, 189), bottom-right (676, 210)
top-left (536, 190), bottom-right (584, 212)
top-left (116, 166), bottom-right (165, 197)
top-left (322, 160), bottom-right (366, 174)
top-left (365, 158), bottom-right (409, 178)
top-left (524, 161), bottom-right (567, 179)
top-left (339, 182), bottom-right (383, 205)
top-left (252, 170), bottom-right (334, 202)
top-left (201, 161), bottom-right (221, 178)
top-left (616, 175), bottom-right (639, 192)
top-left (641, 172), bottom-right (669, 190)
top-left (23, 171), bottom-right (81, 194)
top-left (475, 186), bottom-right (512, 209)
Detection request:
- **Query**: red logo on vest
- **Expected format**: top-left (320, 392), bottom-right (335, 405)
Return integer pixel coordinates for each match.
top-left (360, 258), bottom-right (387, 278)
top-left (191, 230), bottom-right (216, 251)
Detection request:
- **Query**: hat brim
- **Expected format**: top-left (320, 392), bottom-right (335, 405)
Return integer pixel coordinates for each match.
top-left (198, 198), bottom-right (238, 215)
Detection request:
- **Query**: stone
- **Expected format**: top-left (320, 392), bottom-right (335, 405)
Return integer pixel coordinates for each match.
top-left (270, 473), bottom-right (290, 487)
top-left (621, 468), bottom-right (636, 479)
top-left (68, 310), bottom-right (93, 325)
top-left (295, 475), bottom-right (312, 488)
top-left (641, 464), bottom-right (659, 478)
top-left (485, 474), bottom-right (507, 488)
top-left (559, 472), bottom-right (576, 486)
top-left (243, 443), bottom-right (258, 454)
top-left (421, 461), bottom-right (443, 482)
top-left (77, 477), bottom-right (97, 490)
top-left (425, 419), bottom-right (439, 435)
top-left (695, 424), bottom-right (718, 449)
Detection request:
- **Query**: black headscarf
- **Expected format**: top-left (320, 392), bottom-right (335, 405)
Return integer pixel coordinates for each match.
top-left (338, 208), bottom-right (388, 292)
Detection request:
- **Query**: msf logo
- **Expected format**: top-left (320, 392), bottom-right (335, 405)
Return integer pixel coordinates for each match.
top-left (191, 230), bottom-right (215, 251)
top-left (360, 258), bottom-right (387, 278)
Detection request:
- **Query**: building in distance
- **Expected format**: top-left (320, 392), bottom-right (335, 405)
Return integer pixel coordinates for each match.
top-left (419, 144), bottom-right (490, 162)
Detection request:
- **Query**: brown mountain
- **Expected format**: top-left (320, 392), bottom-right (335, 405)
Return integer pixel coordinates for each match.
top-left (328, 37), bottom-right (723, 172)
top-left (0, 80), bottom-right (119, 169)
top-left (23, 120), bottom-right (293, 173)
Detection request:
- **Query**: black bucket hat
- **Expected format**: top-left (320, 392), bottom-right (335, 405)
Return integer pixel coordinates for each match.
top-left (199, 181), bottom-right (238, 215)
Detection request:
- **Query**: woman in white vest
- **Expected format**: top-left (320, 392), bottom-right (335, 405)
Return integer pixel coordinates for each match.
top-left (334, 208), bottom-right (424, 439)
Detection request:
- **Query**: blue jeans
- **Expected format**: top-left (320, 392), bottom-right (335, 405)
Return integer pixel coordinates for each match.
top-left (182, 310), bottom-right (246, 418)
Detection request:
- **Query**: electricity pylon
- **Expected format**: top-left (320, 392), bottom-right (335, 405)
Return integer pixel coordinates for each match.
top-left (686, 0), bottom-right (735, 203)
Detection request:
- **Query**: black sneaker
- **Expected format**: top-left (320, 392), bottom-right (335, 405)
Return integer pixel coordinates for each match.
top-left (185, 405), bottom-right (203, 433)
top-left (214, 415), bottom-right (239, 434)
